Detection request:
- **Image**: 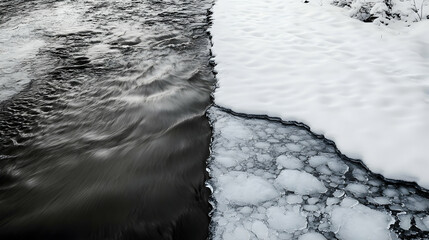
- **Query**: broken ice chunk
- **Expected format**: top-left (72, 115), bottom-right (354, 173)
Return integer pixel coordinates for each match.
top-left (316, 165), bottom-right (332, 175)
top-left (327, 160), bottom-right (349, 174)
top-left (307, 197), bottom-right (319, 205)
top-left (331, 204), bottom-right (393, 240)
top-left (398, 214), bottom-right (411, 230)
top-left (223, 225), bottom-right (252, 240)
top-left (251, 220), bottom-right (269, 239)
top-left (255, 142), bottom-right (270, 149)
top-left (285, 143), bottom-right (303, 152)
top-left (368, 196), bottom-right (390, 205)
top-left (333, 190), bottom-right (345, 198)
top-left (276, 155), bottom-right (303, 170)
top-left (415, 216), bottom-right (429, 231)
top-left (266, 206), bottom-right (307, 233)
top-left (308, 156), bottom-right (330, 167)
top-left (298, 232), bottom-right (327, 240)
top-left (215, 148), bottom-right (247, 168)
top-left (276, 169), bottom-right (327, 195)
top-left (352, 169), bottom-right (368, 181)
top-left (423, 215), bottom-right (429, 229)
top-left (345, 183), bottom-right (368, 196)
top-left (219, 171), bottom-right (279, 205)
top-left (327, 197), bottom-right (340, 206)
top-left (340, 198), bottom-right (359, 208)
top-left (303, 204), bottom-right (319, 212)
top-left (383, 188), bottom-right (399, 197)
top-left (406, 196), bottom-right (429, 211)
top-left (286, 194), bottom-right (303, 204)
top-left (220, 121), bottom-right (252, 140)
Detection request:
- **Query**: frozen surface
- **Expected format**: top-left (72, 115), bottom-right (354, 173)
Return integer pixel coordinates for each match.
top-left (276, 170), bottom-right (327, 195)
top-left (331, 204), bottom-right (393, 240)
top-left (219, 172), bottom-right (279, 205)
top-left (298, 232), bottom-right (327, 240)
top-left (208, 107), bottom-right (429, 240)
top-left (211, 0), bottom-right (429, 188)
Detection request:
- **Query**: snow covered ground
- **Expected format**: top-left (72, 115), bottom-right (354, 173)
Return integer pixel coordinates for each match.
top-left (208, 107), bottom-right (429, 240)
top-left (210, 0), bottom-right (429, 188)
top-left (333, 0), bottom-right (428, 24)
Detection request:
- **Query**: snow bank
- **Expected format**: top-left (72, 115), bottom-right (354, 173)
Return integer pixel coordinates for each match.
top-left (211, 0), bottom-right (429, 188)
top-left (208, 108), bottom-right (429, 240)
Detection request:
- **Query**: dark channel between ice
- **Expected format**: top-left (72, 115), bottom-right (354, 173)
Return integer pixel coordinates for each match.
top-left (0, 0), bottom-right (215, 239)
top-left (207, 106), bottom-right (429, 240)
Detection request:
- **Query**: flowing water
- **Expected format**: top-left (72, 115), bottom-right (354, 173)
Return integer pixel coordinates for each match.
top-left (0, 0), bottom-right (214, 239)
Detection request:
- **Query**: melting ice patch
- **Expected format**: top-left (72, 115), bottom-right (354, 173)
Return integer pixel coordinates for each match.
top-left (208, 107), bottom-right (429, 240)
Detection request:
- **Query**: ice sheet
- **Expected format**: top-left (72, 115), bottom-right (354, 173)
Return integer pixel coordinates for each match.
top-left (211, 0), bottom-right (429, 188)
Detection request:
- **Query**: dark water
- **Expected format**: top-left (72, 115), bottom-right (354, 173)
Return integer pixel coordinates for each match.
top-left (0, 0), bottom-right (214, 239)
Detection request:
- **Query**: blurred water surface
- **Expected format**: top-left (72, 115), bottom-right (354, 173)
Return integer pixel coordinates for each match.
top-left (0, 0), bottom-right (214, 239)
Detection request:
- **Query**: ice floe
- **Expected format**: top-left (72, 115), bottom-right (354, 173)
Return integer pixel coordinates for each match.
top-left (208, 107), bottom-right (429, 240)
top-left (276, 170), bottom-right (327, 195)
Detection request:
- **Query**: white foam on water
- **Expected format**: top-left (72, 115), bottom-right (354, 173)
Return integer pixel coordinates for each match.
top-left (0, 2), bottom-right (89, 102)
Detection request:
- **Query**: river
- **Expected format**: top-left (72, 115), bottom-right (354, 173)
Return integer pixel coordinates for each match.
top-left (0, 0), bottom-right (214, 239)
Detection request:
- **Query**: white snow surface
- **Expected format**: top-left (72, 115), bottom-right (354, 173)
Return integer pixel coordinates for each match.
top-left (211, 0), bottom-right (429, 188)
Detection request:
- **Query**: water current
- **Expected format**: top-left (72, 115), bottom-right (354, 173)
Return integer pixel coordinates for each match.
top-left (0, 0), bottom-right (214, 239)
